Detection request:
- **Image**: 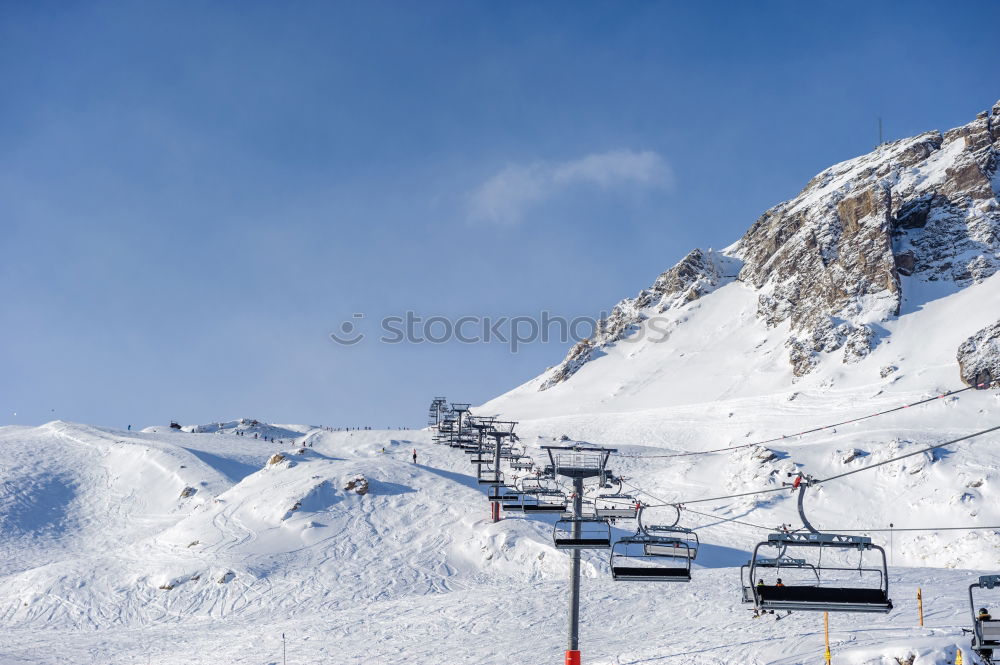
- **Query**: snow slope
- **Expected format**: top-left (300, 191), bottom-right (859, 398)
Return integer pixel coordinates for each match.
top-left (481, 269), bottom-right (1000, 424)
top-left (2, 404), bottom-right (1000, 664)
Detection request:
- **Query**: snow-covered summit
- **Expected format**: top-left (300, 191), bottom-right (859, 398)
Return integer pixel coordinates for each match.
top-left (535, 100), bottom-right (1000, 390)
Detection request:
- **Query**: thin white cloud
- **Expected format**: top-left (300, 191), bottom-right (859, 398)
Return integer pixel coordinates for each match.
top-left (467, 149), bottom-right (672, 225)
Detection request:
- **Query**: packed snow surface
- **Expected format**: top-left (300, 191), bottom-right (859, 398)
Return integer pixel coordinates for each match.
top-left (2, 376), bottom-right (1000, 664)
top-left (3, 223), bottom-right (1000, 665)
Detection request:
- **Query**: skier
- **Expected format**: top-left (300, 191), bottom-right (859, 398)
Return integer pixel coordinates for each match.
top-left (981, 608), bottom-right (996, 659)
top-left (127, 424), bottom-right (131, 431)
top-left (412, 449), bottom-right (417, 464)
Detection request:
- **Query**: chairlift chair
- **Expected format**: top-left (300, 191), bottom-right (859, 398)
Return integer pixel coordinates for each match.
top-left (969, 575), bottom-right (1000, 663)
top-left (610, 505), bottom-right (697, 582)
top-left (477, 471), bottom-right (504, 486)
top-left (595, 493), bottom-right (639, 520)
top-left (610, 535), bottom-right (694, 582)
top-left (519, 477), bottom-right (560, 494)
top-left (740, 556), bottom-right (815, 603)
top-left (747, 476), bottom-right (892, 613)
top-left (553, 517), bottom-right (612, 549)
top-left (521, 490), bottom-right (567, 513)
top-left (489, 485), bottom-right (520, 503)
top-left (509, 457), bottom-right (534, 471)
top-left (561, 500), bottom-right (597, 520)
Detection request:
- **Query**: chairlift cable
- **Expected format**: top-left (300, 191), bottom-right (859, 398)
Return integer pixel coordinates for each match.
top-left (618, 382), bottom-right (992, 460)
top-left (671, 424), bottom-right (1000, 506)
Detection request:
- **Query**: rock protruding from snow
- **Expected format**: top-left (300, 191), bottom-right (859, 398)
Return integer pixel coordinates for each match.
top-left (540, 248), bottom-right (737, 389)
top-left (957, 319), bottom-right (1000, 388)
top-left (343, 475), bottom-right (369, 496)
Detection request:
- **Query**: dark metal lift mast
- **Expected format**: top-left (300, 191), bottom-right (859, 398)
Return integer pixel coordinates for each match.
top-left (469, 417), bottom-right (495, 481)
top-left (543, 444), bottom-right (616, 665)
top-left (489, 422), bottom-right (516, 522)
top-left (451, 403), bottom-right (470, 446)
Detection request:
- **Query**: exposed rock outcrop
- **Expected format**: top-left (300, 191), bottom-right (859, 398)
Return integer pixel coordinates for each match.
top-left (539, 100), bottom-right (1000, 386)
top-left (343, 475), bottom-right (369, 496)
top-left (958, 320), bottom-right (1000, 388)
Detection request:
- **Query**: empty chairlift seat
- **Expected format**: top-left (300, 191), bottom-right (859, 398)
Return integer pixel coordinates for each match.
top-left (477, 471), bottom-right (504, 486)
top-left (594, 494), bottom-right (639, 520)
top-left (521, 490), bottom-right (567, 512)
top-left (610, 505), bottom-right (698, 583)
top-left (489, 485), bottom-right (519, 503)
top-left (553, 518), bottom-right (612, 549)
top-left (610, 535), bottom-right (694, 582)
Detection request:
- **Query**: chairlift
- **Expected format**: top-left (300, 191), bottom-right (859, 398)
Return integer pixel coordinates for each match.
top-left (969, 575), bottom-right (1000, 663)
top-left (740, 556), bottom-right (816, 603)
top-left (610, 505), bottom-right (696, 582)
top-left (595, 493), bottom-right (639, 520)
top-left (561, 499), bottom-right (597, 520)
top-left (747, 475), bottom-right (892, 613)
top-left (477, 471), bottom-right (504, 486)
top-left (553, 517), bottom-right (612, 549)
top-left (510, 457), bottom-right (534, 471)
top-left (519, 477), bottom-right (560, 494)
top-left (521, 490), bottom-right (567, 513)
top-left (489, 485), bottom-right (520, 503)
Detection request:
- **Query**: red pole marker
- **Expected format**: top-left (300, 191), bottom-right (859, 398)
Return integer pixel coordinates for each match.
top-left (565, 650), bottom-right (581, 665)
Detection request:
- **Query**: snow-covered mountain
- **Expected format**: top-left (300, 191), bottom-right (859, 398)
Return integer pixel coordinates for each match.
top-left (522, 99), bottom-right (1000, 393)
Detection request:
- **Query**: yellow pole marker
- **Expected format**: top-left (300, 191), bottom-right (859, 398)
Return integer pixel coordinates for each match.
top-left (824, 611), bottom-right (831, 664)
top-left (918, 587), bottom-right (924, 627)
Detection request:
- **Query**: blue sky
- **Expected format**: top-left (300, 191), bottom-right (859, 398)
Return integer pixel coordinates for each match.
top-left (2, 1), bottom-right (998, 428)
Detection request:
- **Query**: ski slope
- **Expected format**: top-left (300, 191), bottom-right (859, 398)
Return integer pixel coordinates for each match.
top-left (2, 385), bottom-right (1000, 665)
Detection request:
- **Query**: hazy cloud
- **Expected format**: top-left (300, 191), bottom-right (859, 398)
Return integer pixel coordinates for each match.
top-left (468, 149), bottom-right (672, 225)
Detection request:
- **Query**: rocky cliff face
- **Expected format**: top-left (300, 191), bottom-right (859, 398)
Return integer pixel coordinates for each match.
top-left (734, 100), bottom-right (1000, 375)
top-left (540, 101), bottom-right (1000, 389)
top-left (958, 320), bottom-right (1000, 389)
